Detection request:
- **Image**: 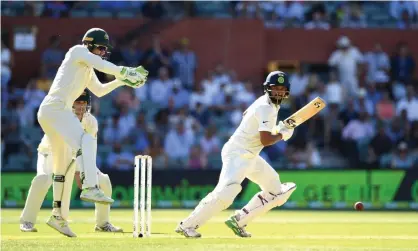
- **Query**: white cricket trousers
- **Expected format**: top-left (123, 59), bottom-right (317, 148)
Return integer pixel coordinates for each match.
top-left (37, 96), bottom-right (97, 187)
top-left (215, 141), bottom-right (282, 194)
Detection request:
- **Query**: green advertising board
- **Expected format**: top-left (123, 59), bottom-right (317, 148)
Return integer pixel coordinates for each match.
top-left (2, 170), bottom-right (417, 210)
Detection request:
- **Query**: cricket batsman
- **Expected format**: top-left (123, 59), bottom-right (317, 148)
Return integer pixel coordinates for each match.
top-left (20, 90), bottom-right (122, 237)
top-left (176, 71), bottom-right (296, 238)
top-left (36, 28), bottom-right (148, 232)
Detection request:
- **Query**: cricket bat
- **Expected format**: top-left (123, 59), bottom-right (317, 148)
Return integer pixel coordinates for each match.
top-left (282, 97), bottom-right (327, 129)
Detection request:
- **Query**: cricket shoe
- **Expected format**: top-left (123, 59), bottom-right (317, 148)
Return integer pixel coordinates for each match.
top-left (175, 223), bottom-right (202, 238)
top-left (225, 215), bottom-right (252, 238)
top-left (95, 222), bottom-right (123, 232)
top-left (46, 215), bottom-right (77, 237)
top-left (80, 187), bottom-right (114, 205)
top-left (20, 221), bottom-right (37, 232)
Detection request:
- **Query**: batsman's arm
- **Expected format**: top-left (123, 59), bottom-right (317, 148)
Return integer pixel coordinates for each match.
top-left (259, 131), bottom-right (283, 146)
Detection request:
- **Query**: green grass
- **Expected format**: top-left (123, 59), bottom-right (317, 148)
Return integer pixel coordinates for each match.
top-left (2, 209), bottom-right (418, 251)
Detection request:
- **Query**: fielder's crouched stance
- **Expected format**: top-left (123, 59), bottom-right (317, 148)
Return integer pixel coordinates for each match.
top-left (20, 91), bottom-right (122, 237)
top-left (176, 71), bottom-right (297, 238)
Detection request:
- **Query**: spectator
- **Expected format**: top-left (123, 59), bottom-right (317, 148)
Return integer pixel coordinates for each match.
top-left (342, 112), bottom-right (374, 165)
top-left (169, 106), bottom-right (200, 136)
top-left (234, 80), bottom-right (256, 106)
top-left (407, 121), bottom-right (418, 149)
top-left (23, 80), bottom-right (46, 111)
top-left (149, 137), bottom-right (168, 169)
top-left (289, 142), bottom-right (322, 169)
top-left (191, 102), bottom-right (211, 127)
top-left (188, 145), bottom-right (207, 169)
top-left (121, 39), bottom-right (142, 67)
top-left (328, 36), bottom-right (364, 96)
top-left (324, 103), bottom-right (344, 149)
top-left (170, 80), bottom-right (190, 109)
top-left (355, 88), bottom-right (374, 116)
top-left (164, 122), bottom-right (195, 166)
top-left (43, 1), bottom-right (69, 18)
top-left (141, 1), bottom-right (166, 19)
top-left (376, 91), bottom-right (396, 121)
top-left (41, 36), bottom-right (64, 79)
top-left (200, 127), bottom-right (221, 154)
top-left (340, 2), bottom-right (367, 28)
top-left (366, 84), bottom-right (383, 109)
top-left (15, 98), bottom-right (34, 128)
top-left (141, 36), bottom-right (171, 78)
top-left (114, 87), bottom-right (140, 112)
top-left (103, 115), bottom-right (123, 145)
top-left (275, 1), bottom-right (305, 24)
top-left (289, 66), bottom-right (309, 97)
top-left (117, 105), bottom-right (136, 142)
top-left (391, 142), bottom-right (415, 169)
top-left (304, 10), bottom-right (330, 30)
top-left (367, 124), bottom-right (393, 166)
top-left (1, 39), bottom-right (13, 93)
top-left (190, 82), bottom-right (211, 110)
top-left (202, 70), bottom-right (220, 106)
top-left (150, 67), bottom-right (174, 108)
top-left (396, 86), bottom-right (418, 122)
top-left (397, 10), bottom-right (414, 29)
top-left (390, 1), bottom-right (417, 21)
top-left (230, 103), bottom-right (247, 127)
top-left (107, 143), bottom-right (134, 170)
top-left (2, 102), bottom-right (22, 163)
top-left (213, 64), bottom-right (230, 85)
top-left (129, 113), bottom-right (150, 155)
top-left (364, 44), bottom-right (390, 85)
top-left (35, 66), bottom-right (53, 92)
top-left (391, 42), bottom-right (415, 85)
top-left (325, 70), bottom-right (345, 106)
top-left (264, 11), bottom-right (284, 29)
top-left (227, 70), bottom-right (245, 94)
top-left (342, 111), bottom-right (374, 142)
top-left (386, 119), bottom-right (406, 144)
top-left (171, 38), bottom-right (197, 90)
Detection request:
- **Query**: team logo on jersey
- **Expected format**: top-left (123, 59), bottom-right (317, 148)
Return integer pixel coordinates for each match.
top-left (278, 76), bottom-right (284, 84)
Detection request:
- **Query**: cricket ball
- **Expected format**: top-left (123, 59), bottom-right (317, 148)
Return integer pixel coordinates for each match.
top-left (354, 201), bottom-right (364, 211)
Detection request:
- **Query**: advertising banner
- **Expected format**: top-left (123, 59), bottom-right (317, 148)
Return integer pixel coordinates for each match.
top-left (2, 170), bottom-right (417, 210)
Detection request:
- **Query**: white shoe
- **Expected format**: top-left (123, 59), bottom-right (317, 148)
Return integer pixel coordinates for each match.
top-left (20, 221), bottom-right (37, 232)
top-left (80, 187), bottom-right (114, 205)
top-left (46, 215), bottom-right (77, 237)
top-left (175, 224), bottom-right (201, 238)
top-left (95, 222), bottom-right (123, 232)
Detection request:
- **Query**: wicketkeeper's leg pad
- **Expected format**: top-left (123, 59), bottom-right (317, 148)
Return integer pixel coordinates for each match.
top-left (20, 174), bottom-right (52, 223)
top-left (96, 172), bottom-right (112, 225)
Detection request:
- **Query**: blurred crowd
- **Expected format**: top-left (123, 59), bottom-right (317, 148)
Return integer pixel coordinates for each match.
top-left (2, 1), bottom-right (418, 171)
top-left (2, 1), bottom-right (418, 29)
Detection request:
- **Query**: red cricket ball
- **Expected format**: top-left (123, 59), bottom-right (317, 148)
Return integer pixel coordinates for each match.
top-left (354, 201), bottom-right (364, 211)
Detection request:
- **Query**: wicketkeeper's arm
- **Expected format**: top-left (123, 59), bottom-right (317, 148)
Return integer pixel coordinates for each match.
top-left (74, 46), bottom-right (124, 78)
top-left (87, 71), bottom-right (124, 97)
